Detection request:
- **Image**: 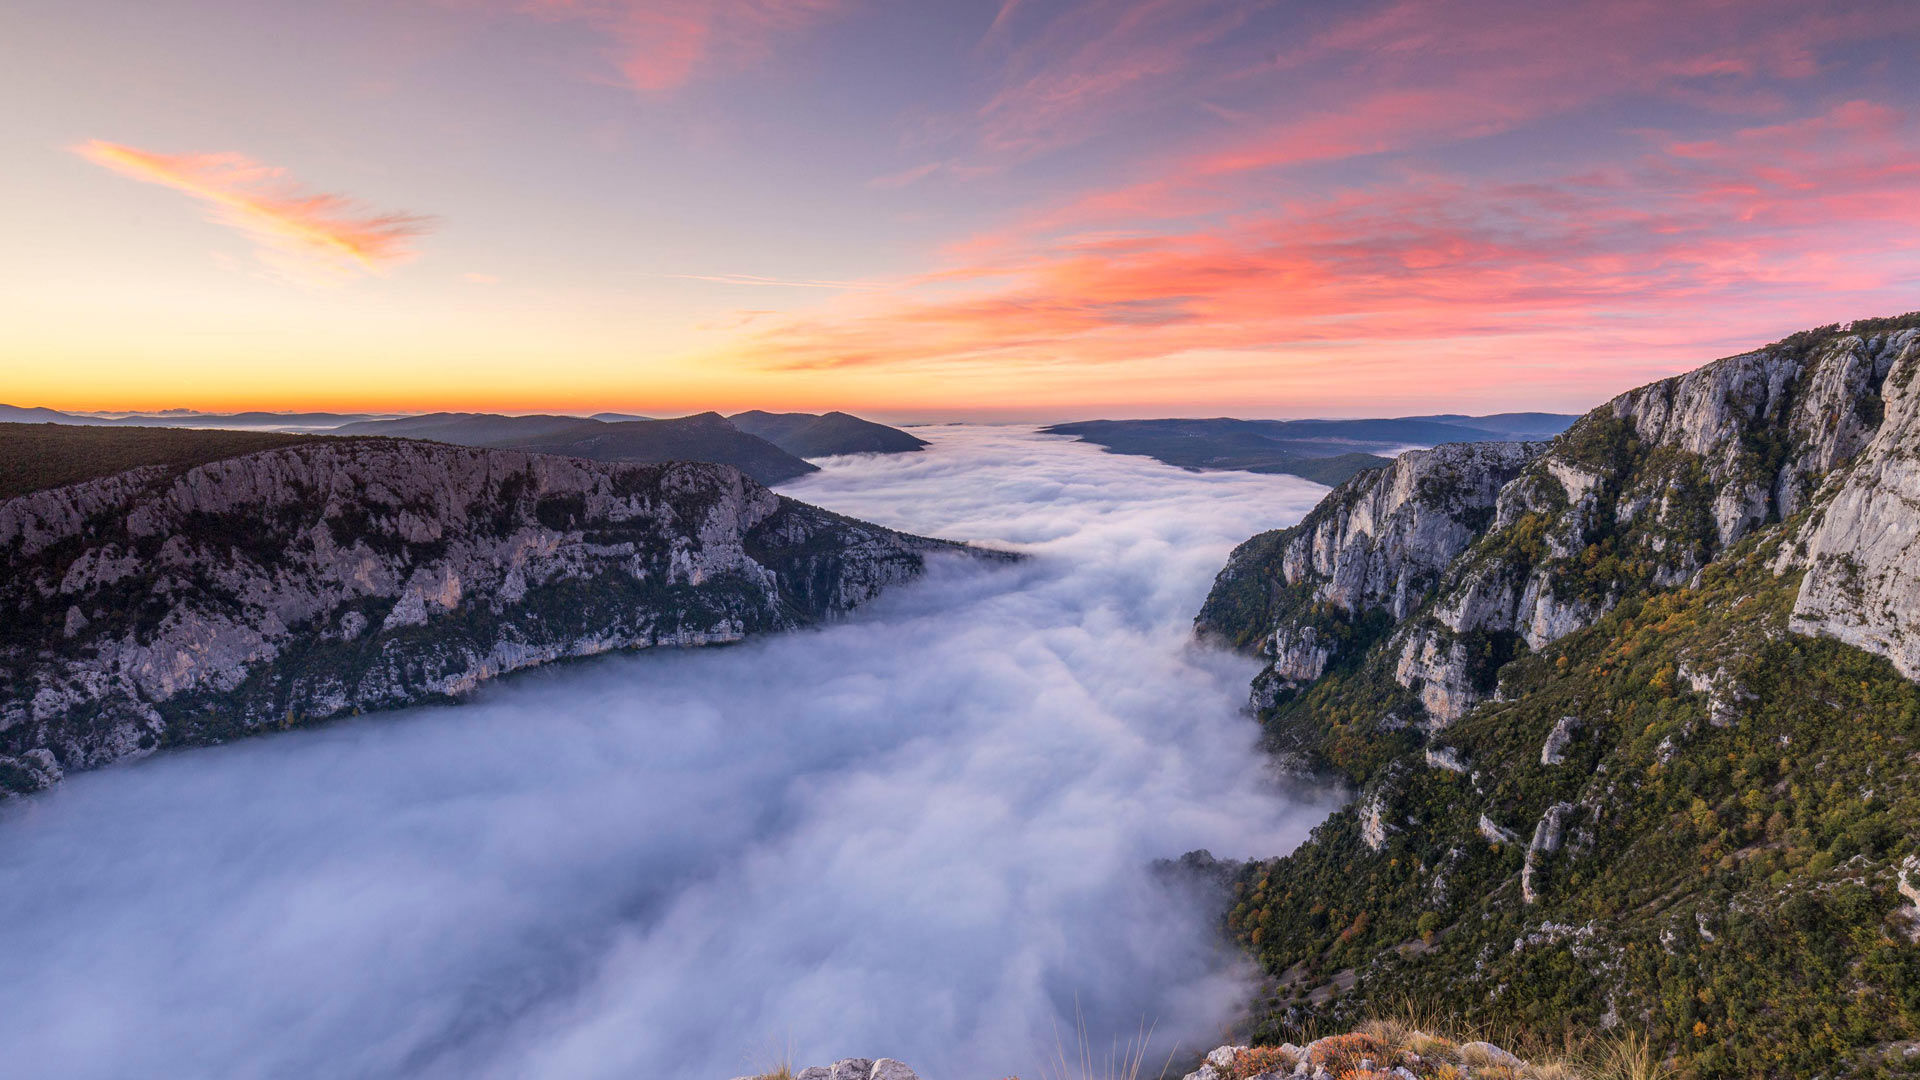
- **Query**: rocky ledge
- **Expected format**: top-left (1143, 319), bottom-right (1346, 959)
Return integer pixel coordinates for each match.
top-left (1187, 1032), bottom-right (1543, 1080)
top-left (1, 438), bottom-right (992, 794)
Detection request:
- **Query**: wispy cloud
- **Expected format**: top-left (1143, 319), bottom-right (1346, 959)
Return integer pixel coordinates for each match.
top-left (867, 161), bottom-right (946, 190)
top-left (728, 99), bottom-right (1920, 404)
top-left (519, 0), bottom-right (849, 92)
top-left (75, 141), bottom-right (431, 284)
top-left (972, 0), bottom-right (1254, 158)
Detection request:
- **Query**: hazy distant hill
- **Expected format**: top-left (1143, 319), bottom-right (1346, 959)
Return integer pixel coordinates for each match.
top-left (1398, 411), bottom-right (1584, 437)
top-left (332, 411), bottom-right (818, 485)
top-left (495, 413), bottom-right (819, 484)
top-left (728, 410), bottom-right (928, 457)
top-left (0, 405), bottom-right (115, 425)
top-left (1042, 413), bottom-right (1577, 485)
top-left (117, 410), bottom-right (385, 430)
top-left (331, 412), bottom-right (605, 445)
top-left (0, 404), bottom-right (382, 430)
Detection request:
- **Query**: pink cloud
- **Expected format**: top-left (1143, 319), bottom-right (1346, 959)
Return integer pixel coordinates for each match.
top-left (728, 100), bottom-right (1920, 406)
top-left (75, 140), bottom-right (431, 284)
top-left (969, 0), bottom-right (1255, 158)
top-left (943, 0), bottom-right (1920, 181)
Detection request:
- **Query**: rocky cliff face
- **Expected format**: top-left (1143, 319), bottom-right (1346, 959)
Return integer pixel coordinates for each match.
top-left (1784, 332), bottom-right (1920, 679)
top-left (1203, 320), bottom-right (1920, 727)
top-left (1198, 442), bottom-right (1542, 705)
top-left (0, 439), bottom-right (973, 794)
top-left (1199, 317), bottom-right (1920, 1074)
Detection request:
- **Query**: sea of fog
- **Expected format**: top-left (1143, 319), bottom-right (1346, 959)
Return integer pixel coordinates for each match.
top-left (0, 426), bottom-right (1342, 1080)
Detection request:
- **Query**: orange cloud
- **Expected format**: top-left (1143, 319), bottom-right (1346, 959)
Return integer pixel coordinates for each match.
top-left (74, 140), bottom-right (431, 284)
top-left (520, 0), bottom-right (847, 92)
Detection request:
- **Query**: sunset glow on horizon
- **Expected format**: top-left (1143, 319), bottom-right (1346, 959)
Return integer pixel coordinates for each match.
top-left (5, 0), bottom-right (1919, 419)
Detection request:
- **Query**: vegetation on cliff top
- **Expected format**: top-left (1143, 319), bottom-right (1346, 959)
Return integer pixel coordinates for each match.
top-left (0, 422), bottom-right (319, 500)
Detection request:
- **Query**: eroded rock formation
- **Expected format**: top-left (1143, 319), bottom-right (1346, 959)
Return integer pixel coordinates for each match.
top-left (1, 439), bottom-right (982, 793)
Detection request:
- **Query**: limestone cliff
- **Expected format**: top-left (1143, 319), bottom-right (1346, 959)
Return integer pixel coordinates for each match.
top-left (1202, 318), bottom-right (1920, 727)
top-left (1783, 332), bottom-right (1920, 679)
top-left (0, 439), bottom-right (977, 793)
top-left (1197, 441), bottom-right (1542, 706)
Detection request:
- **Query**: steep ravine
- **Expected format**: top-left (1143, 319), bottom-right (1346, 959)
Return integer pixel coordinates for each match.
top-left (0, 438), bottom-right (982, 793)
top-left (0, 426), bottom-right (1338, 1080)
top-left (1196, 317), bottom-right (1920, 1076)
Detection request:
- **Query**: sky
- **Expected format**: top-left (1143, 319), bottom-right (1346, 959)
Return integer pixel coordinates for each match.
top-left (4, 0), bottom-right (1919, 419)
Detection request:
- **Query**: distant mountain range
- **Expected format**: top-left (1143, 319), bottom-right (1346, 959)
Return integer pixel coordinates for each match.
top-left (1041, 413), bottom-right (1579, 485)
top-left (350, 411), bottom-right (825, 485)
top-left (0, 405), bottom-right (391, 430)
top-left (0, 405), bottom-right (926, 486)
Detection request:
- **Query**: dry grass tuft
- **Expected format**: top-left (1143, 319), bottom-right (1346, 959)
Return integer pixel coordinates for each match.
top-left (1038, 1010), bottom-right (1174, 1080)
top-left (1357, 1017), bottom-right (1411, 1048)
top-left (1405, 1033), bottom-right (1461, 1063)
top-left (741, 1035), bottom-right (798, 1080)
top-left (1587, 1031), bottom-right (1671, 1080)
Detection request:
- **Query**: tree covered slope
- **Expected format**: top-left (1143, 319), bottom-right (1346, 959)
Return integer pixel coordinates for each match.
top-left (0, 423), bottom-right (318, 500)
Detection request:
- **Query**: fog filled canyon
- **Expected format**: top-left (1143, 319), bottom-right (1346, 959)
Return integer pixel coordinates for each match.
top-left (0, 427), bottom-right (1343, 1080)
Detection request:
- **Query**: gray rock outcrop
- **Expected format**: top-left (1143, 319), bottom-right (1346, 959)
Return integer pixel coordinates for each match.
top-left (1520, 801), bottom-right (1575, 904)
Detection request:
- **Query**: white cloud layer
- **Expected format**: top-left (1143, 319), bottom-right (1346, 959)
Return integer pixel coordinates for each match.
top-left (0, 427), bottom-right (1337, 1079)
